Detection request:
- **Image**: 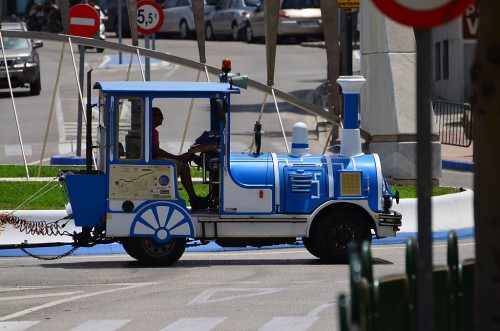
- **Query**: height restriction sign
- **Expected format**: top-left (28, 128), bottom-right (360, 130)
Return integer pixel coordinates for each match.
top-left (137, 0), bottom-right (164, 35)
top-left (371, 0), bottom-right (477, 28)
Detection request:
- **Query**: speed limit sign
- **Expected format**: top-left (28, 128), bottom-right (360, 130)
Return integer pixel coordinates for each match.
top-left (137, 0), bottom-right (164, 35)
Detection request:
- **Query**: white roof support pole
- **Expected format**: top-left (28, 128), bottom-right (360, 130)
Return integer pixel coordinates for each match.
top-left (179, 70), bottom-right (202, 154)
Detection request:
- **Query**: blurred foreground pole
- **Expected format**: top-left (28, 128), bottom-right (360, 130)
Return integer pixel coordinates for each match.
top-left (415, 28), bottom-right (433, 331)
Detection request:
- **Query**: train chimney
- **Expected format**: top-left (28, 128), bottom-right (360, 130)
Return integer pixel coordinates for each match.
top-left (290, 122), bottom-right (309, 157)
top-left (337, 75), bottom-right (366, 157)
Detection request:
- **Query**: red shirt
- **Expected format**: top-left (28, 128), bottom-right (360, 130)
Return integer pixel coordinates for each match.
top-left (152, 128), bottom-right (159, 158)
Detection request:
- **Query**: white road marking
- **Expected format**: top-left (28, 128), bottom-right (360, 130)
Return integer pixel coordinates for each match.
top-left (0, 321), bottom-right (39, 331)
top-left (258, 317), bottom-right (318, 331)
top-left (69, 319), bottom-right (131, 331)
top-left (0, 283), bottom-right (157, 322)
top-left (0, 291), bottom-right (82, 301)
top-left (187, 288), bottom-right (285, 305)
top-left (160, 317), bottom-right (227, 331)
top-left (307, 302), bottom-right (336, 317)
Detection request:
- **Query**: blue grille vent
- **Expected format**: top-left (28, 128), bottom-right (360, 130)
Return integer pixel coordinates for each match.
top-left (289, 173), bottom-right (312, 193)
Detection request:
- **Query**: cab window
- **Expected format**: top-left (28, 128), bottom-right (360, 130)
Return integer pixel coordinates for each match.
top-left (116, 97), bottom-right (143, 160)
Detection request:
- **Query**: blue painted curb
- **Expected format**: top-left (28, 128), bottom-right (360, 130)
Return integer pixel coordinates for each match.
top-left (0, 228), bottom-right (474, 257)
top-left (442, 160), bottom-right (474, 172)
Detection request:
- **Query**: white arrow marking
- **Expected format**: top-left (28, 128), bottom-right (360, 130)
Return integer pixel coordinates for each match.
top-left (187, 288), bottom-right (285, 305)
top-left (70, 17), bottom-right (96, 26)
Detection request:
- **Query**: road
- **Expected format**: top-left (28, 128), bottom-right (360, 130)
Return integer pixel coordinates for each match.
top-left (0, 239), bottom-right (475, 331)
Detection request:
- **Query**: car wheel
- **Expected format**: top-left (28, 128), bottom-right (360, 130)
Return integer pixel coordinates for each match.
top-left (96, 47), bottom-right (104, 53)
top-left (245, 22), bottom-right (254, 43)
top-left (126, 237), bottom-right (186, 266)
top-left (205, 22), bottom-right (215, 41)
top-left (179, 20), bottom-right (190, 39)
top-left (30, 73), bottom-right (41, 96)
top-left (313, 209), bottom-right (372, 264)
top-left (231, 22), bottom-right (239, 41)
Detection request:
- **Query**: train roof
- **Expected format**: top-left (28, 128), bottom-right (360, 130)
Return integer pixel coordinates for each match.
top-left (94, 81), bottom-right (241, 95)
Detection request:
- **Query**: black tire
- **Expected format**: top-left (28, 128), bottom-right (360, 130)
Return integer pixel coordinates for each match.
top-left (313, 209), bottom-right (371, 263)
top-left (30, 73), bottom-right (41, 96)
top-left (121, 241), bottom-right (139, 260)
top-left (245, 22), bottom-right (254, 43)
top-left (302, 237), bottom-right (321, 259)
top-left (179, 20), bottom-right (190, 39)
top-left (96, 47), bottom-right (104, 53)
top-left (205, 22), bottom-right (215, 41)
top-left (231, 22), bottom-right (239, 41)
top-left (126, 237), bottom-right (186, 266)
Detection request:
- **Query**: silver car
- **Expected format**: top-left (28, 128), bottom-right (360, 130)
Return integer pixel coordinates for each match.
top-left (159, 0), bottom-right (218, 39)
top-left (205, 0), bottom-right (260, 41)
top-left (245, 0), bottom-right (323, 43)
top-left (0, 22), bottom-right (43, 95)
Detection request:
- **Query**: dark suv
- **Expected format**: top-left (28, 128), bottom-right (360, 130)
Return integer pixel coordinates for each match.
top-left (0, 22), bottom-right (43, 95)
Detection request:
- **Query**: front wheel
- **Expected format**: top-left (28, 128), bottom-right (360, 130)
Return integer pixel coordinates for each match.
top-left (245, 23), bottom-right (254, 43)
top-left (313, 210), bottom-right (371, 263)
top-left (126, 237), bottom-right (186, 266)
top-left (205, 22), bottom-right (215, 41)
top-left (179, 20), bottom-right (191, 39)
top-left (30, 72), bottom-right (41, 96)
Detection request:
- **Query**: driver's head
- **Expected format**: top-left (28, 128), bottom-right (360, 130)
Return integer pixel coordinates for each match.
top-left (152, 107), bottom-right (164, 127)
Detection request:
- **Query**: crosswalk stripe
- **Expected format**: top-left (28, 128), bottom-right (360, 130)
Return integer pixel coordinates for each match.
top-left (69, 319), bottom-right (131, 331)
top-left (0, 321), bottom-right (40, 331)
top-left (159, 317), bottom-right (227, 331)
top-left (258, 317), bottom-right (319, 331)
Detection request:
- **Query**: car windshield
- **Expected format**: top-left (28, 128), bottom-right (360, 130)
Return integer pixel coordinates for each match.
top-left (0, 37), bottom-right (29, 49)
top-left (281, 0), bottom-right (320, 9)
top-left (244, 0), bottom-right (260, 6)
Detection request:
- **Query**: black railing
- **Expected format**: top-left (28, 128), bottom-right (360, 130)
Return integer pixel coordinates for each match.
top-left (433, 100), bottom-right (473, 147)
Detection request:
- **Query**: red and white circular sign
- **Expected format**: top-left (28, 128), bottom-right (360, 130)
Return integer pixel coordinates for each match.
top-left (371, 0), bottom-right (477, 28)
top-left (69, 4), bottom-right (100, 37)
top-left (137, 0), bottom-right (164, 35)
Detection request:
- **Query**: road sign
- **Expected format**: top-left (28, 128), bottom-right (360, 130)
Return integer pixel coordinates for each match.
top-left (137, 0), bottom-right (164, 35)
top-left (69, 4), bottom-right (100, 38)
top-left (371, 0), bottom-right (477, 28)
top-left (338, 1), bottom-right (359, 9)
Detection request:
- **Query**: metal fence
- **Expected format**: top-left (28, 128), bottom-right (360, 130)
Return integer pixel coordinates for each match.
top-left (433, 100), bottom-right (473, 147)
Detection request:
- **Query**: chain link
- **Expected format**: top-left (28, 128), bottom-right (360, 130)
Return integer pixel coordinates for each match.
top-left (19, 245), bottom-right (79, 260)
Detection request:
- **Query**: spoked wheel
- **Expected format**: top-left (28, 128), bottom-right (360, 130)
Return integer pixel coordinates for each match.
top-left (126, 237), bottom-right (186, 266)
top-left (313, 210), bottom-right (371, 263)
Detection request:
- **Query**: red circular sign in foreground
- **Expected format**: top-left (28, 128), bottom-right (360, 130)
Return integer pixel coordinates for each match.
top-left (69, 4), bottom-right (100, 37)
top-left (137, 0), bottom-right (164, 35)
top-left (371, 0), bottom-right (476, 28)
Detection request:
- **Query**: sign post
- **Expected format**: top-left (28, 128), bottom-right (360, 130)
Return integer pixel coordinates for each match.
top-left (69, 4), bottom-right (100, 157)
top-left (137, 0), bottom-right (164, 81)
top-left (369, 1), bottom-right (476, 331)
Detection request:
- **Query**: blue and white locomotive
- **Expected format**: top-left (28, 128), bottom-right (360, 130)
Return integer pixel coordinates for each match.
top-left (60, 63), bottom-right (402, 265)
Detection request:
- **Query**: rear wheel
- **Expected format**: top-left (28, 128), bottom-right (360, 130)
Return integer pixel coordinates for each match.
top-left (30, 73), bottom-right (41, 96)
top-left (302, 237), bottom-right (321, 258)
top-left (205, 22), bottom-right (215, 41)
top-left (179, 20), bottom-right (190, 39)
top-left (126, 237), bottom-right (186, 266)
top-left (313, 209), bottom-right (371, 263)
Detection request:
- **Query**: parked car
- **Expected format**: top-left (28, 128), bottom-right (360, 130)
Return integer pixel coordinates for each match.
top-left (205, 0), bottom-right (260, 41)
top-left (159, 0), bottom-right (218, 39)
top-left (0, 22), bottom-right (43, 95)
top-left (244, 0), bottom-right (323, 43)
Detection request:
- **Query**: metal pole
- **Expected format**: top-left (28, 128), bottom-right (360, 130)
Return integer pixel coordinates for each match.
top-left (118, 0), bottom-right (123, 64)
top-left (346, 11), bottom-right (353, 75)
top-left (415, 28), bottom-right (434, 331)
top-left (76, 45), bottom-right (85, 156)
top-left (145, 35), bottom-right (150, 81)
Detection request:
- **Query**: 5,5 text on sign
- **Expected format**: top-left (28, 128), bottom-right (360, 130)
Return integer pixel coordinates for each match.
top-left (137, 0), bottom-right (164, 35)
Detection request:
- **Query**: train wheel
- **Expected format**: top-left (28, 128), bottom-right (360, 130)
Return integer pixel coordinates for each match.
top-left (302, 237), bottom-right (321, 258)
top-left (314, 210), bottom-right (371, 263)
top-left (126, 237), bottom-right (186, 266)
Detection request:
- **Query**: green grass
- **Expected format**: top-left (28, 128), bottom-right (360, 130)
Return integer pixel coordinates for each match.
top-left (0, 165), bottom-right (461, 210)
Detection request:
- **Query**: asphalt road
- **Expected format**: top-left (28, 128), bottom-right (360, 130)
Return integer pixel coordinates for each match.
top-left (0, 239), bottom-right (475, 331)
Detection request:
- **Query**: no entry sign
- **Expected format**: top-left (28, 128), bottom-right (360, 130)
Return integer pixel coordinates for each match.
top-left (371, 0), bottom-right (477, 28)
top-left (137, 0), bottom-right (164, 35)
top-left (69, 4), bottom-right (100, 37)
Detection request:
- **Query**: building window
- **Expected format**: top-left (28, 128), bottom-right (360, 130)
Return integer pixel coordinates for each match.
top-left (435, 42), bottom-right (441, 81)
top-left (443, 40), bottom-right (449, 80)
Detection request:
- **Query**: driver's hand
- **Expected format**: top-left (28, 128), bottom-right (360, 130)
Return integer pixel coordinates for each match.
top-left (179, 153), bottom-right (190, 164)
